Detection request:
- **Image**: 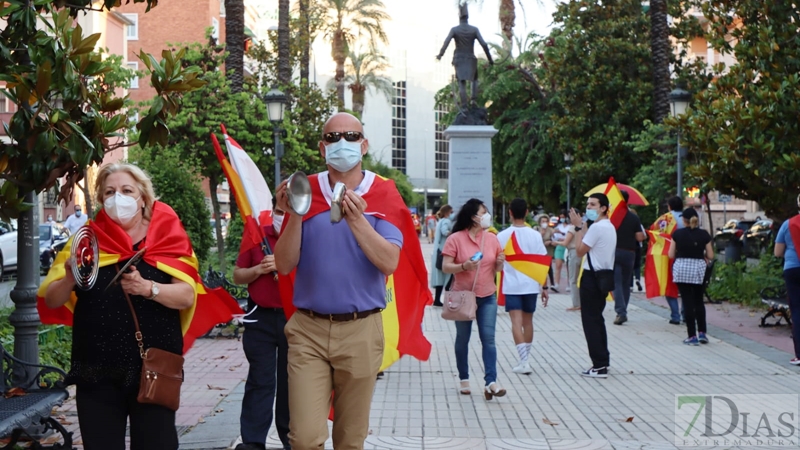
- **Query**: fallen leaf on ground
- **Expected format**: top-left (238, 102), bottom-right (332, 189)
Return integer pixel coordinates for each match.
top-left (198, 416), bottom-right (205, 423)
top-left (229, 363), bottom-right (243, 371)
top-left (629, 371), bottom-right (634, 374)
top-left (207, 384), bottom-right (225, 390)
top-left (739, 323), bottom-right (744, 327)
top-left (543, 418), bottom-right (559, 426)
top-left (624, 417), bottom-right (634, 422)
top-left (215, 408), bottom-right (224, 413)
top-left (4, 387), bottom-right (26, 398)
top-left (213, 355), bottom-right (227, 360)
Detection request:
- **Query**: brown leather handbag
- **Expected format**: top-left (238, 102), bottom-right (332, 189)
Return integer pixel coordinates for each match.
top-left (122, 285), bottom-right (184, 411)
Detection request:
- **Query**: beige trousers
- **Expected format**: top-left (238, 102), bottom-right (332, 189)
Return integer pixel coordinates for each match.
top-left (284, 311), bottom-right (384, 450)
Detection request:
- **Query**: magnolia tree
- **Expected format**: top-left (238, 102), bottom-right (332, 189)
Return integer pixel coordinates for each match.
top-left (0, 0), bottom-right (205, 220)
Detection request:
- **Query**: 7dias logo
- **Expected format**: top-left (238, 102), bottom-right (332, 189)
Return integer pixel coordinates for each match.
top-left (675, 395), bottom-right (799, 447)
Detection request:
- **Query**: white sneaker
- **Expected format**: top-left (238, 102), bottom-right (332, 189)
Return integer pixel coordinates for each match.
top-left (512, 362), bottom-right (533, 374)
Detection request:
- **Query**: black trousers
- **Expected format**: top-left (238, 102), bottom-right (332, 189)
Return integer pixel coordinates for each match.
top-left (579, 271), bottom-right (610, 368)
top-left (76, 381), bottom-right (177, 450)
top-left (677, 283), bottom-right (706, 337)
top-left (632, 245), bottom-right (642, 282)
top-left (240, 306), bottom-right (290, 448)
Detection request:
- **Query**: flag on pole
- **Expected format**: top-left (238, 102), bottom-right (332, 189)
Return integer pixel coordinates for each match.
top-left (503, 232), bottom-right (552, 286)
top-left (644, 212), bottom-right (679, 298)
top-left (604, 177), bottom-right (629, 229)
top-left (211, 125), bottom-right (274, 256)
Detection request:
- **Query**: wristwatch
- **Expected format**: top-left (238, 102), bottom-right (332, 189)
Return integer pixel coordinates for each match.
top-left (148, 281), bottom-right (160, 300)
top-left (574, 226), bottom-right (583, 232)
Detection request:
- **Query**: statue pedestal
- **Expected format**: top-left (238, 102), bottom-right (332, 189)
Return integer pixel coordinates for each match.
top-left (444, 125), bottom-right (497, 214)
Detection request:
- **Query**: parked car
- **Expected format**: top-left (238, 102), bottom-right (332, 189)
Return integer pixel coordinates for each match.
top-left (0, 221), bottom-right (17, 278)
top-left (714, 219), bottom-right (756, 252)
top-left (210, 219), bottom-right (228, 241)
top-left (39, 222), bottom-right (70, 274)
top-left (742, 219), bottom-right (775, 258)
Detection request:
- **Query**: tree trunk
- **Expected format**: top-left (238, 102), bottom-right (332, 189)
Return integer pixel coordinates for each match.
top-left (208, 172), bottom-right (226, 272)
top-left (333, 32), bottom-right (346, 108)
top-left (650, 0), bottom-right (670, 124)
top-left (351, 85), bottom-right (365, 119)
top-left (278, 0), bottom-right (291, 85)
top-left (299, 0), bottom-right (310, 84)
top-left (499, 0), bottom-right (515, 49)
top-left (225, 0), bottom-right (245, 94)
top-left (79, 167), bottom-right (92, 215)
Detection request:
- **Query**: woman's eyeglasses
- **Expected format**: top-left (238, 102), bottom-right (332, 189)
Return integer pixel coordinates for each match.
top-left (323, 131), bottom-right (364, 143)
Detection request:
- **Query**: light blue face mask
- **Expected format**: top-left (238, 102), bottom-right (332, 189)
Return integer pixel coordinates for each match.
top-left (585, 208), bottom-right (599, 221)
top-left (325, 140), bottom-right (363, 172)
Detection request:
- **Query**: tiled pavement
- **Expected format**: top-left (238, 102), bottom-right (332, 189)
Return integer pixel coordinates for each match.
top-left (49, 238), bottom-right (800, 449)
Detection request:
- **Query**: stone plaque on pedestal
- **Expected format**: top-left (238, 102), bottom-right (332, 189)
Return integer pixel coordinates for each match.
top-left (444, 125), bottom-right (497, 214)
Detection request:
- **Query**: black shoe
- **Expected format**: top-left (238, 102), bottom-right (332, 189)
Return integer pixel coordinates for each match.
top-left (377, 371), bottom-right (384, 379)
top-left (581, 366), bottom-right (608, 378)
top-left (432, 300), bottom-right (443, 307)
top-left (669, 320), bottom-right (680, 325)
top-left (550, 286), bottom-right (559, 293)
top-left (636, 281), bottom-right (642, 291)
top-left (613, 315), bottom-right (627, 325)
top-left (236, 443), bottom-right (266, 450)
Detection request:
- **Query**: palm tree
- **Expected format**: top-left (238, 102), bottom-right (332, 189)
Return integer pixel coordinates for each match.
top-left (278, 0), bottom-right (291, 85)
top-left (299, 0), bottom-right (310, 83)
top-left (326, 50), bottom-right (392, 118)
top-left (319, 0), bottom-right (389, 108)
top-left (224, 0), bottom-right (245, 93)
top-left (650, 0), bottom-right (670, 123)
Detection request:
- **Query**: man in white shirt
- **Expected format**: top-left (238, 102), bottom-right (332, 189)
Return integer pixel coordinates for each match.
top-left (63, 205), bottom-right (88, 235)
top-left (569, 193), bottom-right (617, 378)
top-left (497, 199), bottom-right (548, 375)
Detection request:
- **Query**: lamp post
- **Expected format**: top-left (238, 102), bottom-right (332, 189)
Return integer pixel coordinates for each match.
top-left (669, 87), bottom-right (691, 198)
top-left (264, 87), bottom-right (288, 190)
top-left (564, 153), bottom-right (573, 211)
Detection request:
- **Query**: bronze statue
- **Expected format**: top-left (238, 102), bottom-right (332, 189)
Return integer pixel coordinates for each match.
top-left (436, 3), bottom-right (494, 122)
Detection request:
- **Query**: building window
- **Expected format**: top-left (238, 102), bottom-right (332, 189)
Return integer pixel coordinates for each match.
top-left (220, 0), bottom-right (226, 17)
top-left (123, 14), bottom-right (138, 40)
top-left (211, 17), bottom-right (220, 41)
top-left (127, 62), bottom-right (139, 89)
top-left (391, 81), bottom-right (407, 174)
top-left (0, 90), bottom-right (7, 113)
top-left (434, 102), bottom-right (449, 179)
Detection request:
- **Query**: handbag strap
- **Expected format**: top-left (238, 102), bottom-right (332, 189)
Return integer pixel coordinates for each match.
top-left (118, 264), bottom-right (147, 360)
top-left (470, 231), bottom-right (486, 292)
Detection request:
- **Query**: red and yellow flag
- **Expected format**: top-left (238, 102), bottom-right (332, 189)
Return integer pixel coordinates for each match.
top-left (503, 232), bottom-right (552, 286)
top-left (36, 202), bottom-right (242, 353)
top-left (604, 177), bottom-right (629, 229)
top-left (644, 212), bottom-right (679, 298)
top-left (278, 172), bottom-right (432, 371)
top-left (211, 126), bottom-right (274, 257)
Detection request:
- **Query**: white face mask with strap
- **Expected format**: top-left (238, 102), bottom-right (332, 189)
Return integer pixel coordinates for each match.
top-left (104, 193), bottom-right (141, 226)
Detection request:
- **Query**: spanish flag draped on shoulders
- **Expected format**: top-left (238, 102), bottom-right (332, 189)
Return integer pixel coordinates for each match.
top-left (37, 201), bottom-right (242, 354)
top-left (278, 170), bottom-right (432, 370)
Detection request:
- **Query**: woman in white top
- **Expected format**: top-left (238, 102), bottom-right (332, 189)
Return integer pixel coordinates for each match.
top-left (553, 211), bottom-right (571, 292)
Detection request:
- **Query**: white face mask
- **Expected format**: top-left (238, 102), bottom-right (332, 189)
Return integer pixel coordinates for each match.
top-left (540, 222), bottom-right (548, 229)
top-left (272, 213), bottom-right (284, 234)
top-left (104, 192), bottom-right (141, 226)
top-left (325, 140), bottom-right (363, 172)
top-left (479, 212), bottom-right (492, 229)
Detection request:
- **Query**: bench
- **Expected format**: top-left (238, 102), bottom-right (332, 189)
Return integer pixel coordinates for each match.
top-left (202, 266), bottom-right (248, 339)
top-left (759, 286), bottom-right (791, 328)
top-left (0, 343), bottom-right (73, 449)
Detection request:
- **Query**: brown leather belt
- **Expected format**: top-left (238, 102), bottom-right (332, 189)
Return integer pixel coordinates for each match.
top-left (297, 307), bottom-right (382, 322)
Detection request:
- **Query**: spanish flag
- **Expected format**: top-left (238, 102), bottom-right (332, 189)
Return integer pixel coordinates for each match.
top-left (36, 202), bottom-right (243, 354)
top-left (278, 172), bottom-right (432, 370)
top-left (504, 232), bottom-right (552, 286)
top-left (790, 215), bottom-right (800, 252)
top-left (211, 126), bottom-right (274, 258)
top-left (644, 212), bottom-right (679, 299)
top-left (604, 177), bottom-right (629, 229)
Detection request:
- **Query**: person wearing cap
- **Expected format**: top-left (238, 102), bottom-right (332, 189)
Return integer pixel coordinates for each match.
top-left (64, 204), bottom-right (89, 234)
top-left (774, 194), bottom-right (800, 365)
top-left (668, 207), bottom-right (713, 346)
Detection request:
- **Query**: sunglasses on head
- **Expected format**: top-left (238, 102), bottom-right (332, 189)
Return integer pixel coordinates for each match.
top-left (323, 131), bottom-right (364, 143)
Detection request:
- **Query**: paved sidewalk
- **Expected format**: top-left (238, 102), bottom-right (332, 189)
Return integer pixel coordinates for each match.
top-left (49, 237), bottom-right (800, 449)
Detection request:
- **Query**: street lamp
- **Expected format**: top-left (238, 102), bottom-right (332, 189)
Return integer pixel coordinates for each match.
top-left (564, 153), bottom-right (573, 210)
top-left (669, 87), bottom-right (691, 198)
top-left (264, 86), bottom-right (288, 189)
